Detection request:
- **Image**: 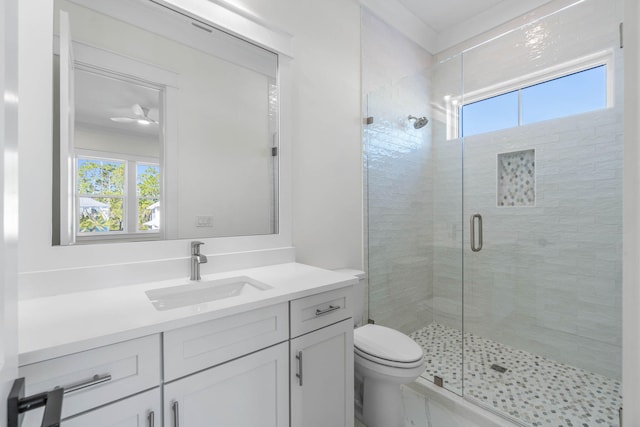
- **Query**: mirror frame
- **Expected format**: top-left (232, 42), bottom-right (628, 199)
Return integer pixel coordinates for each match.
top-left (54, 0), bottom-right (283, 245)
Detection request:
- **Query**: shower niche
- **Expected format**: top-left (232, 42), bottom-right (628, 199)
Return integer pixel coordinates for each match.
top-left (497, 149), bottom-right (535, 207)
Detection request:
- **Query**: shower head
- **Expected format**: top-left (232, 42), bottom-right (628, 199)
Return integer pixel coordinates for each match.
top-left (408, 115), bottom-right (429, 129)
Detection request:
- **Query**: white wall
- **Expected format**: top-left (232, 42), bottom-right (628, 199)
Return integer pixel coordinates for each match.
top-left (361, 9), bottom-right (433, 95)
top-left (74, 126), bottom-right (160, 158)
top-left (236, 0), bottom-right (364, 270)
top-left (0, 0), bottom-right (19, 412)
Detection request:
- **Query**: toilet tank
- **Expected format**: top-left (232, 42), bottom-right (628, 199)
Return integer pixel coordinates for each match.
top-left (333, 268), bottom-right (366, 327)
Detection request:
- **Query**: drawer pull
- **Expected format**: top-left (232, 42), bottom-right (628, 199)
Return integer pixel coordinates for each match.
top-left (172, 401), bottom-right (180, 427)
top-left (62, 374), bottom-right (112, 394)
top-left (315, 305), bottom-right (340, 316)
top-left (148, 410), bottom-right (155, 427)
top-left (295, 351), bottom-right (303, 386)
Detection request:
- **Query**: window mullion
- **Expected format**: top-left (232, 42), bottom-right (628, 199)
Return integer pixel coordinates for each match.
top-left (127, 160), bottom-right (137, 233)
top-left (518, 88), bottom-right (523, 127)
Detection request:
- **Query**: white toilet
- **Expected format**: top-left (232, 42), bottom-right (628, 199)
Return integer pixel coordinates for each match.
top-left (336, 270), bottom-right (425, 427)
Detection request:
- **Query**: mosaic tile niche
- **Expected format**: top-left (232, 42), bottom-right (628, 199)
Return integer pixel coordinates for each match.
top-left (497, 149), bottom-right (535, 207)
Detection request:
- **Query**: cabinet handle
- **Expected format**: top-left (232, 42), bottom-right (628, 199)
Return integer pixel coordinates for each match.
top-left (295, 351), bottom-right (303, 386)
top-left (315, 305), bottom-right (340, 316)
top-left (172, 401), bottom-right (180, 427)
top-left (148, 410), bottom-right (155, 427)
top-left (62, 374), bottom-right (112, 394)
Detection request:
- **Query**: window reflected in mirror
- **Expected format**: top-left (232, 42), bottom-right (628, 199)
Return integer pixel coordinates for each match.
top-left (73, 69), bottom-right (162, 241)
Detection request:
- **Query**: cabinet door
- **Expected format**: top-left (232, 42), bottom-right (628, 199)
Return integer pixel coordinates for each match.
top-left (164, 342), bottom-right (289, 427)
top-left (290, 318), bottom-right (354, 427)
top-left (61, 388), bottom-right (160, 427)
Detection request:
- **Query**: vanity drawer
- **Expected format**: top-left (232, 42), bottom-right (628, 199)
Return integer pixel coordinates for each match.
top-left (61, 388), bottom-right (160, 427)
top-left (163, 302), bottom-right (289, 381)
top-left (19, 334), bottom-right (161, 420)
top-left (290, 287), bottom-right (353, 338)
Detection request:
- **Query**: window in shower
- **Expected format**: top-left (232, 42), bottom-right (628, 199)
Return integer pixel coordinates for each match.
top-left (521, 65), bottom-right (606, 124)
top-left (460, 91), bottom-right (519, 136)
top-left (460, 59), bottom-right (610, 137)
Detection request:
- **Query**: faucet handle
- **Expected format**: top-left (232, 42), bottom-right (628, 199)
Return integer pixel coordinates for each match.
top-left (191, 241), bottom-right (205, 255)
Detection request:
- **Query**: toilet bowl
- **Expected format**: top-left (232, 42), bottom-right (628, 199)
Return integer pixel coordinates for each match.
top-left (333, 269), bottom-right (425, 427)
top-left (354, 324), bottom-right (425, 427)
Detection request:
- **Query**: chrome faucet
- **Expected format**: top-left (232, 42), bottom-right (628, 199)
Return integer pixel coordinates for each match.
top-left (190, 241), bottom-right (208, 281)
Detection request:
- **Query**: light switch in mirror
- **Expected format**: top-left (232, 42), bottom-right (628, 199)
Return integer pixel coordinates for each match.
top-left (52, 0), bottom-right (279, 245)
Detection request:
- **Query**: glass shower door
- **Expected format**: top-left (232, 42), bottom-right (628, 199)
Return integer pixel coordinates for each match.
top-left (461, 0), bottom-right (623, 424)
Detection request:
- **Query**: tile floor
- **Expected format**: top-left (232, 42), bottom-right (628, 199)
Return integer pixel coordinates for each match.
top-left (409, 323), bottom-right (622, 427)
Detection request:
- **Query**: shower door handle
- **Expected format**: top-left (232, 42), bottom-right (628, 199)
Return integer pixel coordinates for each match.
top-left (470, 214), bottom-right (483, 252)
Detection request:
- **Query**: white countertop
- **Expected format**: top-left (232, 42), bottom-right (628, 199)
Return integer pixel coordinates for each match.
top-left (19, 262), bottom-right (358, 365)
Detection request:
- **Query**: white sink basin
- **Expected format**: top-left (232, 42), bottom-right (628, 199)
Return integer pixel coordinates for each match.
top-left (145, 276), bottom-right (272, 311)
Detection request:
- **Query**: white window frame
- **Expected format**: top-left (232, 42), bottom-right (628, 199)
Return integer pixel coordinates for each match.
top-left (447, 49), bottom-right (614, 139)
top-left (75, 149), bottom-right (162, 243)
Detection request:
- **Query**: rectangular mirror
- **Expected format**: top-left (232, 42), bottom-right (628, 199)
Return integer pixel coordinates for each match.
top-left (52, 0), bottom-right (279, 245)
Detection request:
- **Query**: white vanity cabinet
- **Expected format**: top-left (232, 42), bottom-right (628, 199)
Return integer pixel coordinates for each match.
top-left (289, 288), bottom-right (354, 427)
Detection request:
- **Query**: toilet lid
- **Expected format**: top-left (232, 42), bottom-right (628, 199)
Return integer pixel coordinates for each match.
top-left (354, 324), bottom-right (424, 364)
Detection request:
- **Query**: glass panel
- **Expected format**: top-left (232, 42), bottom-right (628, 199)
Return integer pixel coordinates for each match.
top-left (136, 163), bottom-right (160, 231)
top-left (521, 65), bottom-right (607, 124)
top-left (364, 53), bottom-right (464, 395)
top-left (421, 54), bottom-right (464, 395)
top-left (77, 158), bottom-right (125, 196)
top-left (365, 78), bottom-right (434, 336)
top-left (461, 90), bottom-right (519, 137)
top-left (138, 198), bottom-right (159, 231)
top-left (77, 158), bottom-right (126, 234)
top-left (136, 164), bottom-right (160, 197)
top-left (461, 0), bottom-right (622, 424)
top-left (78, 196), bottom-right (124, 232)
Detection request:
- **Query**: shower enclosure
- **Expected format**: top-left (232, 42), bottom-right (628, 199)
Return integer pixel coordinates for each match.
top-left (364, 0), bottom-right (623, 425)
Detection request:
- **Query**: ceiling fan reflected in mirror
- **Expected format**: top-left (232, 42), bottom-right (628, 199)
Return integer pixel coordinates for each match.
top-left (110, 103), bottom-right (159, 125)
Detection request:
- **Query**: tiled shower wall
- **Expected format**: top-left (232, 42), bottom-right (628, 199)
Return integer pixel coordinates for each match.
top-left (431, 0), bottom-right (623, 379)
top-left (362, 10), bottom-right (434, 333)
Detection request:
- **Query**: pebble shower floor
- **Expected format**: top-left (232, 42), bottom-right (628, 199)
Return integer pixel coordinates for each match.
top-left (409, 323), bottom-right (622, 427)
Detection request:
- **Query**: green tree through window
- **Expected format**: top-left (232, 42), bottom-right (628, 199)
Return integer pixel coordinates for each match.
top-left (137, 164), bottom-right (160, 231)
top-left (77, 159), bottom-right (125, 232)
